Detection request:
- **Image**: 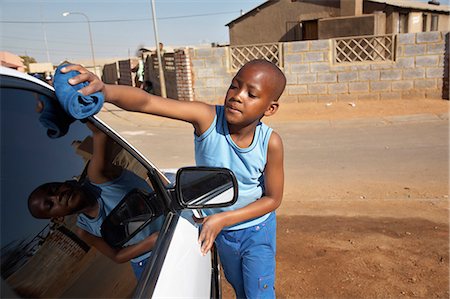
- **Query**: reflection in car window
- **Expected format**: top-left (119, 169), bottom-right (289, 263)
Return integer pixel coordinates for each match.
top-left (1, 86), bottom-right (165, 298)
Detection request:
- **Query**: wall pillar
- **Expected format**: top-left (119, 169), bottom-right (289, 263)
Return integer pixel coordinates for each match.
top-left (174, 48), bottom-right (194, 101)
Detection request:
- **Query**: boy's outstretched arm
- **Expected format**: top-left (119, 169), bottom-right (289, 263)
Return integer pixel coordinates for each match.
top-left (197, 132), bottom-right (284, 255)
top-left (76, 228), bottom-right (159, 263)
top-left (86, 121), bottom-right (122, 184)
top-left (62, 64), bottom-right (215, 135)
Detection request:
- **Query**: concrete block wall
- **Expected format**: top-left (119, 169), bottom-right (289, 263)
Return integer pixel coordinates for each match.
top-left (186, 31), bottom-right (448, 103)
top-left (188, 47), bottom-right (233, 103)
top-left (283, 31), bottom-right (449, 102)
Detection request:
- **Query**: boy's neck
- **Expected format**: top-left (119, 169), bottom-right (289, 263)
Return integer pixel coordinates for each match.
top-left (227, 121), bottom-right (259, 149)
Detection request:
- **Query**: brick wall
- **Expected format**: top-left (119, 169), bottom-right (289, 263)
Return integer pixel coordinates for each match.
top-left (174, 49), bottom-right (194, 101)
top-left (186, 31), bottom-right (448, 103)
top-left (117, 59), bottom-right (133, 86)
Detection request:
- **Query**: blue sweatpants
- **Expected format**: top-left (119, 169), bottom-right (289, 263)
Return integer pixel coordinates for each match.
top-left (216, 212), bottom-right (277, 299)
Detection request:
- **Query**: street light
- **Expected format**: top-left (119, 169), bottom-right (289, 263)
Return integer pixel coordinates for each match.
top-left (62, 11), bottom-right (97, 75)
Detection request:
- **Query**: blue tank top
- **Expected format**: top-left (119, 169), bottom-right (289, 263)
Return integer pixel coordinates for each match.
top-left (195, 105), bottom-right (272, 230)
top-left (77, 169), bottom-right (163, 263)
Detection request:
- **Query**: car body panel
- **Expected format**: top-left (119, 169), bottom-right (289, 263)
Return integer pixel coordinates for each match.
top-left (152, 211), bottom-right (211, 298)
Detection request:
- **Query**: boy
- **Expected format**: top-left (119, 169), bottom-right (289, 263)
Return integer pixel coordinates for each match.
top-left (63, 59), bottom-right (286, 298)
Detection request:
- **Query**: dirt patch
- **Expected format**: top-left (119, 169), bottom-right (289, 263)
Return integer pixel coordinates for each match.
top-left (269, 99), bottom-right (449, 122)
top-left (222, 214), bottom-right (449, 298)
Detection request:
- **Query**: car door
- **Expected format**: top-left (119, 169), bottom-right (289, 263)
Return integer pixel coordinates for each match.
top-left (136, 211), bottom-right (213, 298)
top-left (0, 68), bottom-right (216, 298)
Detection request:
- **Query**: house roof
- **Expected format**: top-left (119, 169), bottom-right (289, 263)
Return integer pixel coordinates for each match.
top-left (226, 0), bottom-right (449, 26)
top-left (368, 0), bottom-right (450, 13)
top-left (225, 1), bottom-right (278, 26)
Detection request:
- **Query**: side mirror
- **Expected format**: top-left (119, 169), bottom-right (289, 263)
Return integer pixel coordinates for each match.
top-left (176, 167), bottom-right (238, 209)
top-left (101, 189), bottom-right (162, 248)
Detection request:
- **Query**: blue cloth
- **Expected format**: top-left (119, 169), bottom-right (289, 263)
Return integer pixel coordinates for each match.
top-left (38, 94), bottom-right (75, 138)
top-left (53, 64), bottom-right (104, 119)
top-left (77, 169), bottom-right (163, 264)
top-left (216, 212), bottom-right (277, 298)
top-left (194, 105), bottom-right (272, 230)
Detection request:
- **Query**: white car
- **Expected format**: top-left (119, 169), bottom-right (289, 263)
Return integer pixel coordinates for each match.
top-left (0, 66), bottom-right (237, 298)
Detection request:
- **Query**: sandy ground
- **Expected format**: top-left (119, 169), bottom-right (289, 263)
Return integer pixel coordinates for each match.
top-left (218, 99), bottom-right (449, 299)
top-left (265, 99), bottom-right (449, 122)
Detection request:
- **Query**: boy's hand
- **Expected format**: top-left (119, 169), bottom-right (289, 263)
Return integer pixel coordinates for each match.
top-left (194, 214), bottom-right (225, 256)
top-left (61, 64), bottom-right (105, 97)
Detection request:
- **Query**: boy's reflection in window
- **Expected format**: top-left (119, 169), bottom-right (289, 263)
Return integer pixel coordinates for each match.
top-left (28, 122), bottom-right (162, 279)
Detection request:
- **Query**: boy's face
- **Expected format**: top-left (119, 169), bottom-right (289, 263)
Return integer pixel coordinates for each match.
top-left (29, 181), bottom-right (90, 219)
top-left (224, 63), bottom-right (279, 127)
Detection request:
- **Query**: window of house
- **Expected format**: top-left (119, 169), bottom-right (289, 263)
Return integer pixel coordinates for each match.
top-left (301, 19), bottom-right (319, 40)
top-left (399, 13), bottom-right (409, 33)
top-left (431, 14), bottom-right (439, 31)
top-left (422, 14), bottom-right (428, 32)
top-left (284, 21), bottom-right (302, 42)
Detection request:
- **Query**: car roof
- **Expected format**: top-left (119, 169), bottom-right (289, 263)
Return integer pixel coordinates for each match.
top-left (0, 66), bottom-right (54, 91)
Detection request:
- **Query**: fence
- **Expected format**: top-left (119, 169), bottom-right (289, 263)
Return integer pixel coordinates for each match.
top-left (229, 43), bottom-right (283, 70)
top-left (333, 34), bottom-right (396, 64)
top-left (145, 53), bottom-right (179, 99)
top-left (189, 31), bottom-right (448, 103)
top-left (100, 32), bottom-right (447, 103)
top-left (333, 35), bottom-right (395, 63)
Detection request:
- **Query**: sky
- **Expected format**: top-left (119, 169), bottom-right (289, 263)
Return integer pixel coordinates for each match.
top-left (1, 0), bottom-right (263, 64)
top-left (1, 0), bottom-right (447, 65)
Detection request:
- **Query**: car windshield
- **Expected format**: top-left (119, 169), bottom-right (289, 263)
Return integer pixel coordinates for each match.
top-left (1, 81), bottom-right (166, 298)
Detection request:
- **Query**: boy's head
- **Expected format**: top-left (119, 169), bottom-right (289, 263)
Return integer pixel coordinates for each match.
top-left (225, 59), bottom-right (286, 125)
top-left (28, 180), bottom-right (91, 219)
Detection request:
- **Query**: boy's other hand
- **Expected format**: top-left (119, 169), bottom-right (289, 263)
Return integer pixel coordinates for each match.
top-left (194, 214), bottom-right (225, 256)
top-left (61, 64), bottom-right (105, 97)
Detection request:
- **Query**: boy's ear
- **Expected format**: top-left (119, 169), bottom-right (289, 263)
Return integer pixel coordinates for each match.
top-left (264, 101), bottom-right (279, 117)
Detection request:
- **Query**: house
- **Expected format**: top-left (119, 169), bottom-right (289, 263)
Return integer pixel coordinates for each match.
top-left (226, 0), bottom-right (450, 45)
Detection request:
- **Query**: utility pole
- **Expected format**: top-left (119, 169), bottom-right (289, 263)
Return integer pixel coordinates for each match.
top-left (150, 0), bottom-right (167, 98)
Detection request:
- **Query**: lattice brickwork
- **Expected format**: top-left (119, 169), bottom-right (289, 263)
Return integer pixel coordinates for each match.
top-left (333, 35), bottom-right (396, 64)
top-left (230, 43), bottom-right (283, 70)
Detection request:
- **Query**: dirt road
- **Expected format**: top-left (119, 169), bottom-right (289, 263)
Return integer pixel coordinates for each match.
top-left (99, 99), bottom-right (449, 298)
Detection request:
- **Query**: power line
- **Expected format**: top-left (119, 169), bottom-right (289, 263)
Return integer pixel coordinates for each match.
top-left (0, 11), bottom-right (240, 24)
top-left (2, 45), bottom-right (121, 55)
top-left (0, 35), bottom-right (132, 47)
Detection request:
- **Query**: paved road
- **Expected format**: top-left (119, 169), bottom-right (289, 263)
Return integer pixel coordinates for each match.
top-left (97, 104), bottom-right (449, 217)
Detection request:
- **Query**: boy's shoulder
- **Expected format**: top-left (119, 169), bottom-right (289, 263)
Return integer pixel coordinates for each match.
top-left (268, 130), bottom-right (283, 151)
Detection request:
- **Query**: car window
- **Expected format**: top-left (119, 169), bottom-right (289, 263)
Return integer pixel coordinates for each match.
top-left (1, 85), bottom-right (166, 298)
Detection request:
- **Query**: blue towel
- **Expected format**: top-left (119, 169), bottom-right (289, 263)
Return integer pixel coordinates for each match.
top-left (38, 94), bottom-right (75, 138)
top-left (53, 64), bottom-right (104, 119)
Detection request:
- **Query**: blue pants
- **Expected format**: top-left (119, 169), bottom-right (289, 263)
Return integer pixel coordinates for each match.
top-left (130, 258), bottom-right (148, 279)
top-left (216, 212), bottom-right (277, 299)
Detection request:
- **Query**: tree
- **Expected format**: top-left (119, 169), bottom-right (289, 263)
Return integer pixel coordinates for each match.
top-left (20, 55), bottom-right (37, 72)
